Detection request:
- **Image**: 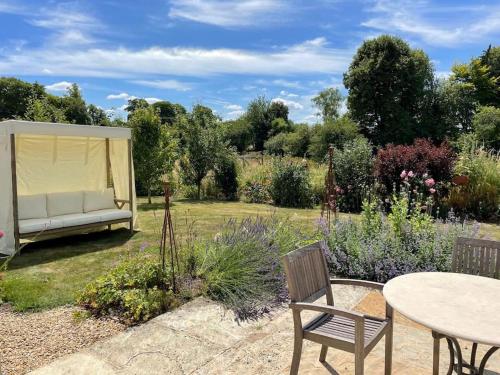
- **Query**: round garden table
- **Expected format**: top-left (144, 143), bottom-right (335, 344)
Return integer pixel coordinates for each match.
top-left (383, 272), bottom-right (500, 375)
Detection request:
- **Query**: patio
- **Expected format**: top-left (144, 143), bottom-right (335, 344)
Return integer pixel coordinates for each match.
top-left (29, 284), bottom-right (500, 375)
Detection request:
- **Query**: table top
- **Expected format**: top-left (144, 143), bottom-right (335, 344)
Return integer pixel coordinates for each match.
top-left (383, 272), bottom-right (500, 347)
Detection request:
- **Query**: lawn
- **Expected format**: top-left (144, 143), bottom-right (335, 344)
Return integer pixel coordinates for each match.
top-left (1, 198), bottom-right (499, 312)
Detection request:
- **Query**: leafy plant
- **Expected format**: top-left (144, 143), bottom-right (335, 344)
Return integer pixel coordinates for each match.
top-left (214, 153), bottom-right (239, 201)
top-left (269, 158), bottom-right (314, 208)
top-left (77, 256), bottom-right (177, 324)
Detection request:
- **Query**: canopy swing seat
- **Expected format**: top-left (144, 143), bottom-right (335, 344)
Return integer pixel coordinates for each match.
top-left (0, 120), bottom-right (137, 256)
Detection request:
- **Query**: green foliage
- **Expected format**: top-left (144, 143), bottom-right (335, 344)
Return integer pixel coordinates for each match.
top-left (180, 105), bottom-right (227, 199)
top-left (308, 116), bottom-right (360, 161)
top-left (473, 106), bottom-right (500, 150)
top-left (197, 217), bottom-right (307, 319)
top-left (344, 35), bottom-right (434, 145)
top-left (269, 158), bottom-right (314, 208)
top-left (246, 96), bottom-right (271, 151)
top-left (77, 256), bottom-right (175, 324)
top-left (0, 77), bottom-right (43, 120)
top-left (131, 107), bottom-right (177, 201)
top-left (214, 153), bottom-right (239, 201)
top-left (240, 160), bottom-right (272, 203)
top-left (222, 117), bottom-right (254, 152)
top-left (265, 123), bottom-right (311, 157)
top-left (24, 96), bottom-right (66, 123)
top-left (323, 196), bottom-right (474, 282)
top-left (312, 87), bottom-right (343, 123)
top-left (447, 137), bottom-right (500, 220)
top-left (268, 100), bottom-right (289, 122)
top-left (333, 138), bottom-right (374, 212)
top-left (61, 84), bottom-right (91, 124)
top-left (264, 132), bottom-right (288, 156)
top-left (269, 117), bottom-right (293, 137)
top-left (151, 100), bottom-right (186, 126)
top-left (87, 104), bottom-right (111, 126)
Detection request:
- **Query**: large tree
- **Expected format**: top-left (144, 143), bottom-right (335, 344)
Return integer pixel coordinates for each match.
top-left (343, 35), bottom-right (434, 145)
top-left (246, 96), bottom-right (271, 151)
top-left (312, 88), bottom-right (343, 123)
top-left (61, 84), bottom-right (91, 124)
top-left (130, 107), bottom-right (177, 203)
top-left (0, 77), bottom-right (44, 120)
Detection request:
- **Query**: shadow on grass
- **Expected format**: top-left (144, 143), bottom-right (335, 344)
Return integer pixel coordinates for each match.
top-left (7, 228), bottom-right (135, 271)
top-left (138, 198), bottom-right (237, 211)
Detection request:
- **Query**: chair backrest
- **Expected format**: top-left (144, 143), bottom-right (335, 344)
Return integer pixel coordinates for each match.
top-left (452, 237), bottom-right (500, 279)
top-left (282, 241), bottom-right (334, 305)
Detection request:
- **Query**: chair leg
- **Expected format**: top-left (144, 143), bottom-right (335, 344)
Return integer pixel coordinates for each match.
top-left (319, 345), bottom-right (328, 363)
top-left (290, 337), bottom-right (303, 375)
top-left (385, 324), bottom-right (393, 374)
top-left (129, 219), bottom-right (134, 234)
top-left (355, 353), bottom-right (364, 375)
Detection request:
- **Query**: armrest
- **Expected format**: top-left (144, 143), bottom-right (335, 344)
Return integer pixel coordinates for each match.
top-left (289, 302), bottom-right (364, 322)
top-left (330, 278), bottom-right (384, 291)
top-left (114, 199), bottom-right (130, 203)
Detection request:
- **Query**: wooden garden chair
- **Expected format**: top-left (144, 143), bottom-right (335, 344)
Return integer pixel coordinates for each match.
top-left (282, 242), bottom-right (393, 375)
top-left (451, 237), bottom-right (500, 279)
top-left (434, 237), bottom-right (500, 372)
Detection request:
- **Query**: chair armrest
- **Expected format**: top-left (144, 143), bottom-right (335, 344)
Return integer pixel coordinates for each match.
top-left (114, 199), bottom-right (130, 203)
top-left (330, 278), bottom-right (384, 291)
top-left (289, 302), bottom-right (364, 322)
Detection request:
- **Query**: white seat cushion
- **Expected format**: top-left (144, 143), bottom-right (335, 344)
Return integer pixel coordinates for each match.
top-left (51, 212), bottom-right (103, 227)
top-left (92, 209), bottom-right (132, 222)
top-left (18, 194), bottom-right (47, 220)
top-left (19, 218), bottom-right (64, 234)
top-left (84, 188), bottom-right (116, 213)
top-left (47, 191), bottom-right (84, 217)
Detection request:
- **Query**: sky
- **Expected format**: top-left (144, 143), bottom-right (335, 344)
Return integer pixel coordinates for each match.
top-left (0, 0), bottom-right (499, 123)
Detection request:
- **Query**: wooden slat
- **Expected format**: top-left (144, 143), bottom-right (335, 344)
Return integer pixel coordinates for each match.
top-left (452, 237), bottom-right (500, 279)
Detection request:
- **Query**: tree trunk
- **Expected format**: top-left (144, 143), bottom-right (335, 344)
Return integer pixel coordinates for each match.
top-left (197, 183), bottom-right (201, 200)
top-left (148, 187), bottom-right (152, 204)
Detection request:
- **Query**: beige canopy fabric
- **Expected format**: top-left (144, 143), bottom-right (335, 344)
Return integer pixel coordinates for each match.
top-left (0, 120), bottom-right (136, 255)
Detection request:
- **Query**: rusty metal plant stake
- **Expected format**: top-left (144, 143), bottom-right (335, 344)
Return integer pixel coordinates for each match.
top-left (321, 145), bottom-right (338, 229)
top-left (160, 182), bottom-right (180, 292)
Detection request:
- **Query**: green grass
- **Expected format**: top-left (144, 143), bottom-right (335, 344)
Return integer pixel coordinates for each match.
top-left (1, 198), bottom-right (498, 312)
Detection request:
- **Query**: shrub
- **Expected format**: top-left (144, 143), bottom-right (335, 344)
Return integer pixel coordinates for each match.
top-left (197, 217), bottom-right (308, 319)
top-left (239, 159), bottom-right (272, 203)
top-left (77, 256), bottom-right (176, 324)
top-left (214, 154), bottom-right (239, 201)
top-left (375, 138), bottom-right (455, 195)
top-left (321, 195), bottom-right (477, 283)
top-left (308, 116), bottom-right (360, 161)
top-left (264, 132), bottom-right (288, 156)
top-left (472, 106), bottom-right (500, 150)
top-left (269, 158), bottom-right (314, 208)
top-left (333, 138), bottom-right (374, 212)
top-left (447, 137), bottom-right (500, 220)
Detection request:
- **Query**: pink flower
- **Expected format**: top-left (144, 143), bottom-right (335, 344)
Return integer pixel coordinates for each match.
top-left (425, 178), bottom-right (435, 187)
top-left (400, 170), bottom-right (407, 178)
top-left (0, 230), bottom-right (4, 239)
top-left (408, 171), bottom-right (415, 178)
top-left (429, 188), bottom-right (436, 194)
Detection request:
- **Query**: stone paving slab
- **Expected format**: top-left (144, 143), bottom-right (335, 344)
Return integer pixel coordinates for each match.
top-left (30, 285), bottom-right (500, 375)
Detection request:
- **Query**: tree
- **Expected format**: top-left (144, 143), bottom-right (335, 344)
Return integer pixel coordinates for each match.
top-left (152, 100), bottom-right (186, 126)
top-left (180, 106), bottom-right (227, 199)
top-left (312, 88), bottom-right (343, 123)
top-left (268, 117), bottom-right (293, 137)
top-left (87, 104), bottom-right (110, 126)
top-left (130, 107), bottom-right (177, 203)
top-left (246, 96), bottom-right (271, 151)
top-left (308, 116), bottom-right (360, 161)
top-left (0, 77), bottom-right (40, 119)
top-left (343, 35), bottom-right (434, 145)
top-left (24, 97), bottom-right (66, 123)
top-left (222, 117), bottom-right (254, 152)
top-left (268, 100), bottom-right (289, 122)
top-left (437, 79), bottom-right (478, 134)
top-left (125, 98), bottom-right (149, 119)
top-left (62, 83), bottom-right (90, 124)
top-left (472, 106), bottom-right (500, 150)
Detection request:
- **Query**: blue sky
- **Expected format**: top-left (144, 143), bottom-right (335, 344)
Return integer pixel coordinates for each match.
top-left (0, 0), bottom-right (499, 123)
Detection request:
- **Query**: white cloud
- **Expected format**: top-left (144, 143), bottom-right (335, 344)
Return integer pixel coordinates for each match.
top-left (168, 0), bottom-right (287, 27)
top-left (271, 97), bottom-right (304, 111)
top-left (45, 81), bottom-right (72, 92)
top-left (362, 0), bottom-right (500, 47)
top-left (145, 97), bottom-right (162, 104)
top-left (280, 90), bottom-right (299, 98)
top-left (0, 38), bottom-right (353, 77)
top-left (0, 1), bottom-right (23, 14)
top-left (132, 79), bottom-right (191, 91)
top-left (226, 110), bottom-right (245, 119)
top-left (224, 104), bottom-right (243, 111)
top-left (106, 92), bottom-right (131, 100)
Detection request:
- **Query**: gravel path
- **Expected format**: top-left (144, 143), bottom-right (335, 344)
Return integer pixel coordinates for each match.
top-left (0, 305), bottom-right (126, 375)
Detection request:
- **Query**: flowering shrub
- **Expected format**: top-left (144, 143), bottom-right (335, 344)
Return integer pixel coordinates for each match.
top-left (321, 196), bottom-right (476, 282)
top-left (197, 217), bottom-right (309, 319)
top-left (269, 158), bottom-right (314, 208)
top-left (375, 138), bottom-right (455, 196)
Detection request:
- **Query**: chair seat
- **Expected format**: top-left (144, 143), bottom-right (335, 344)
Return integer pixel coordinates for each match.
top-left (303, 313), bottom-right (388, 352)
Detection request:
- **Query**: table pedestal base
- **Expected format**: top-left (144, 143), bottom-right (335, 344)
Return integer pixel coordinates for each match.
top-left (432, 331), bottom-right (498, 375)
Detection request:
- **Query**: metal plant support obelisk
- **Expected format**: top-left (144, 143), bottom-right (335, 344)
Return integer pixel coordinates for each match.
top-left (321, 145), bottom-right (338, 229)
top-left (160, 182), bottom-right (180, 292)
